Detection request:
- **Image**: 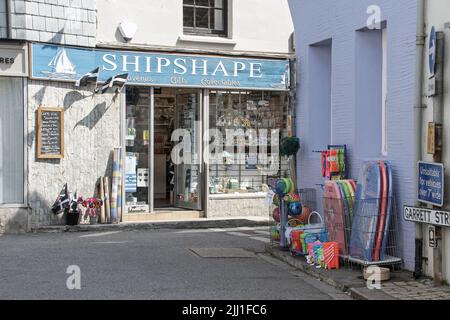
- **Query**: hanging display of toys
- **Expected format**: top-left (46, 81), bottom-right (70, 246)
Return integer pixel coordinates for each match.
top-left (274, 177), bottom-right (295, 250)
top-left (318, 145), bottom-right (348, 180)
top-left (269, 177), bottom-right (340, 271)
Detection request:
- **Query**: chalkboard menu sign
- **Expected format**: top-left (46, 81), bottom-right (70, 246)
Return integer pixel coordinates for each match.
top-left (37, 107), bottom-right (64, 159)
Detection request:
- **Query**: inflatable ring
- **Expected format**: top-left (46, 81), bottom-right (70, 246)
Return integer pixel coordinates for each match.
top-left (286, 178), bottom-right (295, 194)
top-left (282, 178), bottom-right (289, 194)
top-left (282, 178), bottom-right (291, 194)
top-left (275, 179), bottom-right (288, 196)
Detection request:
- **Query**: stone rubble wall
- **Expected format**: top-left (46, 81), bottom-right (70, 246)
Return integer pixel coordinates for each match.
top-left (0, 208), bottom-right (29, 234)
top-left (27, 80), bottom-right (120, 228)
top-left (207, 196), bottom-right (268, 218)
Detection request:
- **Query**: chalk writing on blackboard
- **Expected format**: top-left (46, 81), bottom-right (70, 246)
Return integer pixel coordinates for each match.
top-left (37, 107), bottom-right (64, 159)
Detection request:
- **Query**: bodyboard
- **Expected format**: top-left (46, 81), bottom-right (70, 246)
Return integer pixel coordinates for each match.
top-left (381, 162), bottom-right (393, 260)
top-left (110, 148), bottom-right (120, 223)
top-left (373, 161), bottom-right (388, 261)
top-left (350, 162), bottom-right (381, 261)
top-left (104, 176), bottom-right (111, 223)
top-left (323, 181), bottom-right (346, 255)
top-left (99, 176), bottom-right (106, 223)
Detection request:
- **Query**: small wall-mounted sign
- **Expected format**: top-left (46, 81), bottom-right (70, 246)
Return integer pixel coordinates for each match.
top-left (429, 26), bottom-right (437, 78)
top-left (429, 225), bottom-right (438, 248)
top-left (0, 44), bottom-right (28, 77)
top-left (427, 26), bottom-right (437, 97)
top-left (404, 206), bottom-right (450, 227)
top-left (427, 76), bottom-right (436, 97)
top-left (428, 122), bottom-right (436, 155)
top-left (427, 122), bottom-right (443, 155)
top-left (418, 161), bottom-right (444, 207)
top-left (37, 107), bottom-right (65, 159)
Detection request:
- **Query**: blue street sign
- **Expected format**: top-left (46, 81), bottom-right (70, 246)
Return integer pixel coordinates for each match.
top-left (429, 26), bottom-right (436, 77)
top-left (418, 161), bottom-right (444, 207)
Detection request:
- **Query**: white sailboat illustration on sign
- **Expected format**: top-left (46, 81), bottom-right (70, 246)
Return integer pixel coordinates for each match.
top-left (42, 47), bottom-right (77, 78)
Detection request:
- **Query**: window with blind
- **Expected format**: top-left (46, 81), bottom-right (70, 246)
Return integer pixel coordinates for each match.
top-left (183, 0), bottom-right (228, 37)
top-left (0, 77), bottom-right (24, 204)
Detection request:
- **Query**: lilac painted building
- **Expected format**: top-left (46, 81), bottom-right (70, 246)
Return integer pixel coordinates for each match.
top-left (289, 0), bottom-right (419, 270)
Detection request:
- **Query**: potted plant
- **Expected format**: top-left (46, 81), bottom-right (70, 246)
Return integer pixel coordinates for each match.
top-left (82, 198), bottom-right (103, 225)
top-left (66, 195), bottom-right (84, 226)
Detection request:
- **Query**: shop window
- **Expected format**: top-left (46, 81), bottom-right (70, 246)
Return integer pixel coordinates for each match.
top-left (125, 87), bottom-right (151, 213)
top-left (208, 91), bottom-right (290, 194)
top-left (355, 27), bottom-right (386, 158)
top-left (0, 77), bottom-right (24, 204)
top-left (308, 40), bottom-right (332, 151)
top-left (183, 0), bottom-right (228, 37)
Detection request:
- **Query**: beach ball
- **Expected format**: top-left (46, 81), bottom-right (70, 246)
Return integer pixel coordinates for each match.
top-left (299, 206), bottom-right (311, 224)
top-left (272, 207), bottom-right (280, 223)
top-left (289, 201), bottom-right (303, 216)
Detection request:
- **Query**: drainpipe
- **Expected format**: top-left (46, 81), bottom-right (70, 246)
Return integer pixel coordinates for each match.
top-left (414, 0), bottom-right (426, 279)
top-left (432, 30), bottom-right (444, 286)
top-left (5, 0), bottom-right (12, 39)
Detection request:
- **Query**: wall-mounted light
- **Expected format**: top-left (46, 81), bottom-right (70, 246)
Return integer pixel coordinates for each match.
top-left (118, 20), bottom-right (138, 42)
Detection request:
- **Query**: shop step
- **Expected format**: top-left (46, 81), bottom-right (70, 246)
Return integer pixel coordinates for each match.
top-left (123, 211), bottom-right (204, 222)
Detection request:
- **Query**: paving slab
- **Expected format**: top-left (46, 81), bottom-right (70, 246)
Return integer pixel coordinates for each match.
top-left (265, 244), bottom-right (450, 300)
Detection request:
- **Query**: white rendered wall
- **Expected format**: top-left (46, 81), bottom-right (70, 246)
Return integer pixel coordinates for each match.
top-left (422, 0), bottom-right (450, 282)
top-left (96, 0), bottom-right (294, 55)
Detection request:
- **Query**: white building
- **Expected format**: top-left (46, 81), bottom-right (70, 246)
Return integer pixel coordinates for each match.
top-left (418, 0), bottom-right (450, 284)
top-left (0, 0), bottom-right (294, 232)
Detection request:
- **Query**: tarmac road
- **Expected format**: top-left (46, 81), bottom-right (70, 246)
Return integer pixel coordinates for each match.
top-left (0, 227), bottom-right (351, 300)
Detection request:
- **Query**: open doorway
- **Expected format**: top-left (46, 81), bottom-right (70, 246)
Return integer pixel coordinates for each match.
top-left (124, 87), bottom-right (203, 215)
top-left (153, 89), bottom-right (176, 209)
top-left (153, 88), bottom-right (203, 211)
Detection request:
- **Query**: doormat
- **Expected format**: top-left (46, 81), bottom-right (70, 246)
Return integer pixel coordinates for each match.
top-left (189, 248), bottom-right (256, 258)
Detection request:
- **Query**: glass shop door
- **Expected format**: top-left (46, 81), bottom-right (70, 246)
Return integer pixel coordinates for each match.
top-left (173, 90), bottom-right (203, 211)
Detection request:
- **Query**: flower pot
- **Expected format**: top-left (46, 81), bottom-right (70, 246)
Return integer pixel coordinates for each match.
top-left (89, 216), bottom-right (99, 225)
top-left (66, 211), bottom-right (80, 226)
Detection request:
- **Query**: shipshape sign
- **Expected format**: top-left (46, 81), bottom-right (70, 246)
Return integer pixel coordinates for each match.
top-left (404, 206), bottom-right (450, 227)
top-left (30, 43), bottom-right (290, 90)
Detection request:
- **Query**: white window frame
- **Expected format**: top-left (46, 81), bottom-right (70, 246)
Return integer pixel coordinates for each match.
top-left (0, 77), bottom-right (28, 208)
